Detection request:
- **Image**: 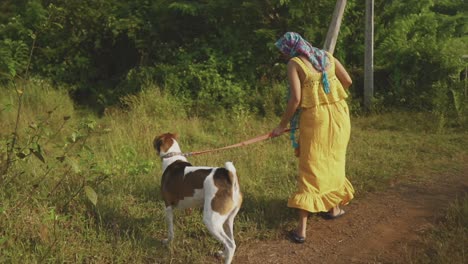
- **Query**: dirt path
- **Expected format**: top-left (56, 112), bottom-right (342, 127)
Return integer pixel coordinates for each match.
top-left (233, 166), bottom-right (468, 264)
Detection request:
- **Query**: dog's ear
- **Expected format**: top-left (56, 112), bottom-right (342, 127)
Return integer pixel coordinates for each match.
top-left (153, 135), bottom-right (163, 154)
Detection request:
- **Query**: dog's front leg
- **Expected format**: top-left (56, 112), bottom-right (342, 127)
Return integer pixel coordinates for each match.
top-left (163, 206), bottom-right (174, 245)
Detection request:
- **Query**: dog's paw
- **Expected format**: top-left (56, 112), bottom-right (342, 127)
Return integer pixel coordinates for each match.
top-left (215, 250), bottom-right (225, 259)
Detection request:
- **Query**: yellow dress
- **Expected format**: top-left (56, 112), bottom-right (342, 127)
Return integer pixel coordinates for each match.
top-left (287, 54), bottom-right (355, 213)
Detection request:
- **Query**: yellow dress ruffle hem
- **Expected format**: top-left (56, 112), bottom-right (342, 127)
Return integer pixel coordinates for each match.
top-left (288, 178), bottom-right (354, 213)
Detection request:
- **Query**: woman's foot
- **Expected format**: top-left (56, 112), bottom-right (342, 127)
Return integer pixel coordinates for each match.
top-left (324, 207), bottom-right (346, 219)
top-left (288, 209), bottom-right (308, 243)
top-left (288, 230), bottom-right (305, 244)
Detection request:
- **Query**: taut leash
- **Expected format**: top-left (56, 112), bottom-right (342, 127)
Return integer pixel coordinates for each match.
top-left (178, 128), bottom-right (293, 158)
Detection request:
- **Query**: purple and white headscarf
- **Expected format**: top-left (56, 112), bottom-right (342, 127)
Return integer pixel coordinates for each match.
top-left (275, 32), bottom-right (330, 93)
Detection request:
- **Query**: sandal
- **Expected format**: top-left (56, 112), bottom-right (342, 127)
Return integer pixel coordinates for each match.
top-left (288, 230), bottom-right (305, 244)
top-left (323, 208), bottom-right (346, 220)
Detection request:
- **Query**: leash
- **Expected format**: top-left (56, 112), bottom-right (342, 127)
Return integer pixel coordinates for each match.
top-left (163, 128), bottom-right (293, 159)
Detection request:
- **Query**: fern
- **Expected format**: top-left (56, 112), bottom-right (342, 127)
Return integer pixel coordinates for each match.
top-left (0, 39), bottom-right (29, 82)
top-left (254, 29), bottom-right (277, 39)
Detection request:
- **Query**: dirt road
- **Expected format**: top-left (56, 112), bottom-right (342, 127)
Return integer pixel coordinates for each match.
top-left (233, 165), bottom-right (468, 264)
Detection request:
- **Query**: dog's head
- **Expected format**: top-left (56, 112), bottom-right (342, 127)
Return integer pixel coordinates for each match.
top-left (153, 132), bottom-right (178, 155)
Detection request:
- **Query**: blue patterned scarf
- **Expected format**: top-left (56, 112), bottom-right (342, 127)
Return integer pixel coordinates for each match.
top-left (275, 32), bottom-right (330, 93)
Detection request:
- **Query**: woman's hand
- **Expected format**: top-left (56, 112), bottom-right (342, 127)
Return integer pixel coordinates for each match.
top-left (271, 125), bottom-right (286, 137)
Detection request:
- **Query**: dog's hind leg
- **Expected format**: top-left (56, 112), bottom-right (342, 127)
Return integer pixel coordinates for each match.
top-left (222, 207), bottom-right (240, 264)
top-left (163, 206), bottom-right (174, 245)
top-left (224, 206), bottom-right (240, 242)
top-left (204, 212), bottom-right (235, 264)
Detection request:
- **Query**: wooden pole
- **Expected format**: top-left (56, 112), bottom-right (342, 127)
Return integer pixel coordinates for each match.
top-left (323, 0), bottom-right (347, 54)
top-left (364, 0), bottom-right (374, 109)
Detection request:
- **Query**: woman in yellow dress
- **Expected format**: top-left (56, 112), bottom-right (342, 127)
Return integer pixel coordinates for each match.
top-left (271, 32), bottom-right (355, 243)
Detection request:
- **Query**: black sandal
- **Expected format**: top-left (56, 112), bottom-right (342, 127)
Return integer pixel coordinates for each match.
top-left (288, 230), bottom-right (305, 244)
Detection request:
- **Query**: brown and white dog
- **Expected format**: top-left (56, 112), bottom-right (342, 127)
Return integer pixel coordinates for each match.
top-left (153, 133), bottom-right (242, 264)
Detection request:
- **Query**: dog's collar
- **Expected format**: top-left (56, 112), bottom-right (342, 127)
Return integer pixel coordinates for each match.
top-left (160, 152), bottom-right (184, 160)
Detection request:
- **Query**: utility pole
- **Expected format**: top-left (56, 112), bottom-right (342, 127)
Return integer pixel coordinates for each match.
top-left (364, 0), bottom-right (374, 109)
top-left (323, 0), bottom-right (347, 55)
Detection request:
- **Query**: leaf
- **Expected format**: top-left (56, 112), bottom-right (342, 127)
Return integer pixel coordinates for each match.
top-left (84, 185), bottom-right (98, 206)
top-left (52, 22), bottom-right (64, 29)
top-left (47, 207), bottom-right (57, 221)
top-left (168, 2), bottom-right (199, 15)
top-left (30, 148), bottom-right (45, 163)
top-left (68, 158), bottom-right (81, 173)
top-left (29, 122), bottom-right (38, 129)
top-left (1, 103), bottom-right (13, 113)
top-left (86, 120), bottom-right (96, 130)
top-left (69, 132), bottom-right (77, 143)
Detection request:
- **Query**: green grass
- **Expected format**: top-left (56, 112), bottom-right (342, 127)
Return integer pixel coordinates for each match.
top-left (406, 194), bottom-right (468, 264)
top-left (0, 83), bottom-right (467, 263)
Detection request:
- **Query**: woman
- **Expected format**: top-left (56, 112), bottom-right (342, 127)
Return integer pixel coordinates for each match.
top-left (271, 32), bottom-right (355, 243)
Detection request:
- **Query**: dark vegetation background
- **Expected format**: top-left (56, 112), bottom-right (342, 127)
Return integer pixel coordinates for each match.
top-left (0, 0), bottom-right (466, 119)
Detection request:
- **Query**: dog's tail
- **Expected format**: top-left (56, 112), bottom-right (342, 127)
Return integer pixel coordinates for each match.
top-left (224, 161), bottom-right (240, 193)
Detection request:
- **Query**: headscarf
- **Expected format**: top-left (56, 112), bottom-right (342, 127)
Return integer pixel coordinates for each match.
top-left (275, 32), bottom-right (331, 93)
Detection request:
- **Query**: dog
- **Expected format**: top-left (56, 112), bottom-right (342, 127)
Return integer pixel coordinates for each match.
top-left (153, 133), bottom-right (242, 264)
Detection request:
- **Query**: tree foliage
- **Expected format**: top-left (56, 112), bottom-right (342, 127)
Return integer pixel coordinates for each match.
top-left (0, 0), bottom-right (466, 114)
top-left (374, 0), bottom-right (466, 110)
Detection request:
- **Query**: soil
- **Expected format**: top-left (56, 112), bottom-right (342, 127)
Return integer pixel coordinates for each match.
top-left (232, 163), bottom-right (468, 264)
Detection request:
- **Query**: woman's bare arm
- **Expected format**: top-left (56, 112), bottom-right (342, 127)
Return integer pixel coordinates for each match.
top-left (335, 58), bottom-right (352, 89)
top-left (271, 60), bottom-right (301, 137)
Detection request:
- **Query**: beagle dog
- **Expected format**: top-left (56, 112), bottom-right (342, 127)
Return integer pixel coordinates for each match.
top-left (153, 133), bottom-right (242, 264)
